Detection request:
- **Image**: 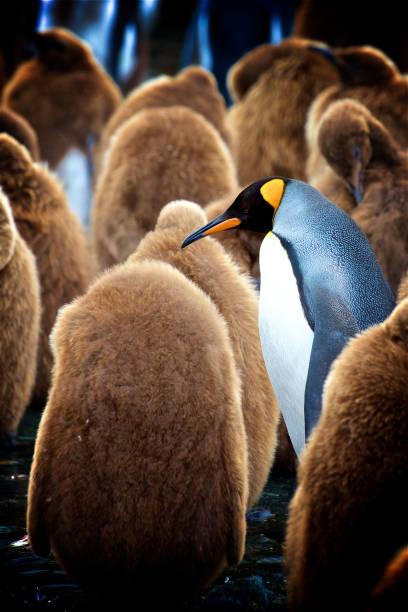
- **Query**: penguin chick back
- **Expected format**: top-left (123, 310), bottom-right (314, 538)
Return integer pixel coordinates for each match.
top-left (27, 258), bottom-right (248, 600)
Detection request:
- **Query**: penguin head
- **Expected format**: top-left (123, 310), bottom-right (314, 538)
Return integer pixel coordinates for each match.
top-left (181, 177), bottom-right (286, 248)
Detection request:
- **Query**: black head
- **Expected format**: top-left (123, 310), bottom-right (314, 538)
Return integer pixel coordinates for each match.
top-left (181, 177), bottom-right (288, 248)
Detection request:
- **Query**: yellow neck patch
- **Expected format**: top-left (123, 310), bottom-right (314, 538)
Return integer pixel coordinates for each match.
top-left (260, 178), bottom-right (285, 221)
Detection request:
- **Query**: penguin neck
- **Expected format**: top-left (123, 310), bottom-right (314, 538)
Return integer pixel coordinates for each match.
top-left (273, 180), bottom-right (341, 243)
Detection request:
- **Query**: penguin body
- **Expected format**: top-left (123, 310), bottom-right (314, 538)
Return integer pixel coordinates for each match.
top-left (0, 189), bottom-right (40, 444)
top-left (259, 232), bottom-right (314, 455)
top-left (0, 134), bottom-right (96, 407)
top-left (0, 107), bottom-right (40, 161)
top-left (306, 44), bottom-right (408, 213)
top-left (311, 97), bottom-right (408, 295)
top-left (27, 258), bottom-right (248, 603)
top-left (2, 27), bottom-right (122, 167)
top-left (182, 178), bottom-right (396, 453)
top-left (205, 193), bottom-right (298, 472)
top-left (264, 179), bottom-right (395, 443)
top-left (285, 295), bottom-right (408, 611)
top-left (132, 200), bottom-right (280, 505)
top-left (94, 65), bottom-right (231, 180)
top-left (226, 37), bottom-right (340, 185)
top-left (91, 105), bottom-right (237, 271)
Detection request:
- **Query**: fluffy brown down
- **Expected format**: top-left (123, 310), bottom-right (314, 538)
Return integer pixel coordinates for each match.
top-left (0, 189), bottom-right (40, 438)
top-left (226, 37), bottom-right (340, 186)
top-left (0, 107), bottom-right (40, 161)
top-left (90, 105), bottom-right (238, 271)
top-left (293, 0), bottom-right (408, 73)
top-left (312, 98), bottom-right (408, 295)
top-left (93, 65), bottom-right (232, 180)
top-left (2, 27), bottom-right (122, 168)
top-left (203, 195), bottom-right (298, 475)
top-left (284, 297), bottom-right (408, 612)
top-left (397, 272), bottom-right (408, 303)
top-left (306, 45), bottom-right (408, 211)
top-left (0, 134), bottom-right (96, 407)
top-left (131, 200), bottom-right (279, 506)
top-left (27, 258), bottom-right (248, 603)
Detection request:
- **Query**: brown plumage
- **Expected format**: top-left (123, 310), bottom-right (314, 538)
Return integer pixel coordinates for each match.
top-left (293, 0), bottom-right (408, 73)
top-left (93, 65), bottom-right (232, 179)
top-left (0, 134), bottom-right (96, 407)
top-left (306, 45), bottom-right (408, 209)
top-left (397, 271), bottom-right (408, 303)
top-left (27, 258), bottom-right (248, 603)
top-left (132, 200), bottom-right (279, 505)
top-left (0, 188), bottom-right (40, 444)
top-left (226, 37), bottom-right (341, 185)
top-left (0, 107), bottom-right (40, 161)
top-left (90, 105), bottom-right (238, 271)
top-left (203, 195), bottom-right (298, 476)
top-left (2, 27), bottom-right (122, 168)
top-left (311, 98), bottom-right (408, 295)
top-left (285, 296), bottom-right (408, 611)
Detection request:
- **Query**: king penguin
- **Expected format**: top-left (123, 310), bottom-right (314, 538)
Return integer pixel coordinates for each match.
top-left (181, 177), bottom-right (396, 456)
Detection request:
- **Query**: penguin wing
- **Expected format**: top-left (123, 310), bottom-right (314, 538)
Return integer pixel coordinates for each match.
top-left (304, 288), bottom-right (360, 438)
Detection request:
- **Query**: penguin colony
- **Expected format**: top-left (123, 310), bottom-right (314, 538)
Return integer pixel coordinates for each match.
top-left (0, 20), bottom-right (407, 608)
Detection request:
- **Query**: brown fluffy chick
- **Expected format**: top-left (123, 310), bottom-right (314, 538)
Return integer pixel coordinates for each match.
top-left (0, 107), bottom-right (40, 161)
top-left (311, 98), bottom-right (408, 295)
top-left (2, 27), bottom-right (122, 168)
top-left (90, 105), bottom-right (238, 271)
top-left (204, 194), bottom-right (298, 476)
top-left (203, 195), bottom-right (298, 476)
top-left (306, 44), bottom-right (408, 208)
top-left (0, 134), bottom-right (96, 407)
top-left (226, 37), bottom-right (341, 186)
top-left (285, 296), bottom-right (408, 612)
top-left (27, 258), bottom-right (248, 605)
top-left (0, 188), bottom-right (40, 447)
top-left (93, 65), bottom-right (232, 180)
top-left (397, 271), bottom-right (408, 303)
top-left (131, 200), bottom-right (279, 505)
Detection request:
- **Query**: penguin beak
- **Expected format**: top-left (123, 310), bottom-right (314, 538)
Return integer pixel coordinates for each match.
top-left (181, 214), bottom-right (241, 248)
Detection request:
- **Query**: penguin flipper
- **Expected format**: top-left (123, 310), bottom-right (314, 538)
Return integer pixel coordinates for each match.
top-left (305, 289), bottom-right (360, 439)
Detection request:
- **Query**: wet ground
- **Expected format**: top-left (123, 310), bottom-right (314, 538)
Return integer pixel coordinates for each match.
top-left (0, 408), bottom-right (296, 611)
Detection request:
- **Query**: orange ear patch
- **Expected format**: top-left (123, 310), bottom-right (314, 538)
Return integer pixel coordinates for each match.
top-left (260, 178), bottom-right (285, 208)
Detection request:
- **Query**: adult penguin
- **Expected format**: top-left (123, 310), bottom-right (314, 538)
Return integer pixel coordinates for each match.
top-left (182, 177), bottom-right (395, 456)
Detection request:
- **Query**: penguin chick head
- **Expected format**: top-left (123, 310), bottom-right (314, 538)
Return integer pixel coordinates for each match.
top-left (181, 178), bottom-right (286, 248)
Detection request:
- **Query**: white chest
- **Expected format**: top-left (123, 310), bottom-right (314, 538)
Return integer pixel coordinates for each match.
top-left (258, 232), bottom-right (314, 457)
